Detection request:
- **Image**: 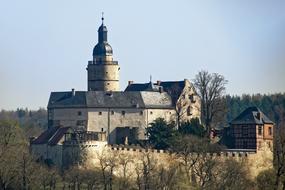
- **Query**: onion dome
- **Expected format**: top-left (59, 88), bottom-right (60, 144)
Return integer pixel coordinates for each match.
top-left (93, 15), bottom-right (113, 57)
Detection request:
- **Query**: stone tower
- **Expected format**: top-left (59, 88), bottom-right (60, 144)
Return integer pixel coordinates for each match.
top-left (87, 16), bottom-right (120, 91)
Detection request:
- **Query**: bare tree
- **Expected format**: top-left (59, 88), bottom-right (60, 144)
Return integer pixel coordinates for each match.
top-left (154, 161), bottom-right (180, 190)
top-left (38, 166), bottom-right (61, 190)
top-left (274, 121), bottom-right (285, 190)
top-left (81, 169), bottom-right (101, 190)
top-left (192, 154), bottom-right (219, 189)
top-left (193, 70), bottom-right (228, 138)
top-left (97, 149), bottom-right (109, 190)
top-left (135, 152), bottom-right (158, 190)
top-left (117, 152), bottom-right (134, 189)
top-left (96, 148), bottom-right (119, 190)
top-left (172, 135), bottom-right (200, 183)
top-left (0, 120), bottom-right (26, 189)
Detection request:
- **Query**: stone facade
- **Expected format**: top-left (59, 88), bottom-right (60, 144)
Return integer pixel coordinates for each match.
top-left (87, 59), bottom-right (120, 91)
top-left (47, 88), bottom-right (199, 144)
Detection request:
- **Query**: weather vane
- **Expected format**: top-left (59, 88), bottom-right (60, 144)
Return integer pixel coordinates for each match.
top-left (101, 12), bottom-right (104, 23)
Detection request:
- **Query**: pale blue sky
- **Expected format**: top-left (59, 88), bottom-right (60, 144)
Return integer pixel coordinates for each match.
top-left (1, 0), bottom-right (285, 110)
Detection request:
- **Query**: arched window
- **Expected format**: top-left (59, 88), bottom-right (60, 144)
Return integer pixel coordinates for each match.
top-left (187, 106), bottom-right (192, 116)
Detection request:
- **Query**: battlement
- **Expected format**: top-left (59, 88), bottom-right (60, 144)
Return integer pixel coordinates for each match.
top-left (106, 144), bottom-right (257, 158)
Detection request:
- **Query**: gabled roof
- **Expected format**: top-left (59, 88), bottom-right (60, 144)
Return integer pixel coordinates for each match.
top-left (32, 126), bottom-right (60, 144)
top-left (48, 127), bottom-right (71, 145)
top-left (230, 106), bottom-right (274, 125)
top-left (125, 80), bottom-right (187, 104)
top-left (48, 91), bottom-right (86, 108)
top-left (48, 91), bottom-right (173, 109)
top-left (124, 82), bottom-right (161, 92)
top-left (159, 81), bottom-right (186, 102)
top-left (32, 127), bottom-right (71, 146)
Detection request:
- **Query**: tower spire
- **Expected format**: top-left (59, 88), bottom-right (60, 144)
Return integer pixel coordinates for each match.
top-left (101, 12), bottom-right (104, 24)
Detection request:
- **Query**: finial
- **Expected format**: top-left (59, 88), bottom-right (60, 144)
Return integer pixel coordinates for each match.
top-left (101, 12), bottom-right (104, 24)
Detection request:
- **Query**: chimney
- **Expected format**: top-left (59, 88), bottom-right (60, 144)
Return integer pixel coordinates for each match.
top-left (71, 88), bottom-right (75, 96)
top-left (128, 81), bottom-right (134, 86)
top-left (157, 80), bottom-right (161, 85)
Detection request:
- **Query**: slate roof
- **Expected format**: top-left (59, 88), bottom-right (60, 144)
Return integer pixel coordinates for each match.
top-left (230, 106), bottom-right (274, 125)
top-left (31, 127), bottom-right (71, 145)
top-left (48, 127), bottom-right (71, 145)
top-left (32, 126), bottom-right (60, 144)
top-left (124, 82), bottom-right (161, 92)
top-left (125, 80), bottom-right (186, 103)
top-left (159, 81), bottom-right (186, 102)
top-left (48, 91), bottom-right (173, 109)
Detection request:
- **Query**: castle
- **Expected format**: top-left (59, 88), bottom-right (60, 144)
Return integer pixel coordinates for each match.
top-left (45, 16), bottom-right (200, 144)
top-left (31, 17), bottom-right (274, 178)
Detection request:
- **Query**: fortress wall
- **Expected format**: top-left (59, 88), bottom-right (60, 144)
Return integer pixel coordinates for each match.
top-left (32, 139), bottom-right (272, 179)
top-left (81, 143), bottom-right (273, 179)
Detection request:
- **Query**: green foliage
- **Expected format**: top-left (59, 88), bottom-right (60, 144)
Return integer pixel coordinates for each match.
top-left (147, 118), bottom-right (180, 149)
top-left (179, 118), bottom-right (206, 137)
top-left (256, 169), bottom-right (276, 190)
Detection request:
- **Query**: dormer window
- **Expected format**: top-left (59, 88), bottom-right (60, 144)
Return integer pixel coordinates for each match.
top-left (187, 106), bottom-right (192, 116)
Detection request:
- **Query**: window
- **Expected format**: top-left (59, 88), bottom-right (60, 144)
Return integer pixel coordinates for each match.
top-left (98, 112), bottom-right (102, 115)
top-left (78, 111), bottom-right (82, 116)
top-left (111, 111), bottom-right (114, 115)
top-left (189, 94), bottom-right (196, 103)
top-left (107, 83), bottom-right (110, 85)
top-left (122, 111), bottom-right (126, 116)
top-left (150, 111), bottom-right (153, 115)
top-left (140, 111), bottom-right (143, 115)
top-left (258, 126), bottom-right (262, 136)
top-left (101, 128), bottom-right (104, 132)
top-left (169, 112), bottom-right (172, 114)
top-left (187, 106), bottom-right (191, 116)
top-left (268, 127), bottom-right (272, 136)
